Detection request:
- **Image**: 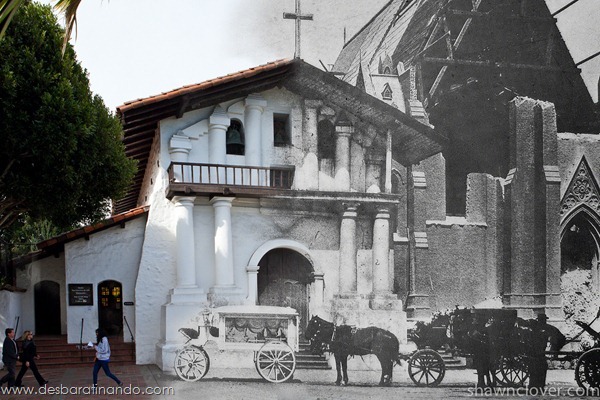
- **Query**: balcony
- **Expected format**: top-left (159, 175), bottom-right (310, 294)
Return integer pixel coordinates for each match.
top-left (166, 162), bottom-right (295, 199)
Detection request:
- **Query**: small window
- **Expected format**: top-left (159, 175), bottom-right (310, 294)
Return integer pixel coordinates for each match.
top-left (382, 83), bottom-right (393, 100)
top-left (273, 113), bottom-right (291, 147)
top-left (226, 120), bottom-right (245, 155)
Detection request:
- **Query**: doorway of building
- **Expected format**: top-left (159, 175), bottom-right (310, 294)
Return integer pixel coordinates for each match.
top-left (561, 211), bottom-right (600, 330)
top-left (34, 280), bottom-right (61, 335)
top-left (98, 280), bottom-right (123, 336)
top-left (257, 249), bottom-right (314, 336)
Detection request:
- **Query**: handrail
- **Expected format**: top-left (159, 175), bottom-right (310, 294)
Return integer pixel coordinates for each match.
top-left (167, 162), bottom-right (294, 189)
top-left (80, 318), bottom-right (84, 361)
top-left (124, 315), bottom-right (134, 342)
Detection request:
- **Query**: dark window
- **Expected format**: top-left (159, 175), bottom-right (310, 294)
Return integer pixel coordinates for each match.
top-left (226, 120), bottom-right (245, 155)
top-left (270, 166), bottom-right (294, 189)
top-left (317, 120), bottom-right (335, 159)
top-left (273, 113), bottom-right (291, 146)
top-left (382, 84), bottom-right (393, 100)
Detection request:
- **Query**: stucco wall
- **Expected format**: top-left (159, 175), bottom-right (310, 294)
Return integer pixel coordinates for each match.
top-left (15, 254), bottom-right (66, 335)
top-left (65, 216), bottom-right (146, 344)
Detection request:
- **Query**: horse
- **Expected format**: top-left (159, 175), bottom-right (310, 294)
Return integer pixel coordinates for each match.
top-left (305, 315), bottom-right (400, 386)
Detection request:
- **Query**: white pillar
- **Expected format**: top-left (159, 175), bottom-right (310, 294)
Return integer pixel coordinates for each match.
top-left (372, 207), bottom-right (391, 294)
top-left (169, 134), bottom-right (192, 181)
top-left (209, 107), bottom-right (229, 185)
top-left (174, 196), bottom-right (198, 289)
top-left (335, 121), bottom-right (353, 191)
top-left (366, 154), bottom-right (384, 193)
top-left (313, 272), bottom-right (325, 310)
top-left (245, 265), bottom-right (260, 305)
top-left (303, 100), bottom-right (321, 190)
top-left (385, 129), bottom-right (392, 193)
top-left (211, 197), bottom-right (236, 288)
top-left (209, 107), bottom-right (229, 164)
top-left (339, 203), bottom-right (358, 294)
top-left (245, 94), bottom-right (267, 167)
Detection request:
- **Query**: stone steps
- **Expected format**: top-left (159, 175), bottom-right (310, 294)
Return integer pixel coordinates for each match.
top-left (23, 335), bottom-right (136, 368)
top-left (295, 341), bottom-right (331, 370)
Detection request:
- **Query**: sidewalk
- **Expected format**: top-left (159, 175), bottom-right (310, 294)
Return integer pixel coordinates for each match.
top-left (1, 363), bottom-right (580, 399)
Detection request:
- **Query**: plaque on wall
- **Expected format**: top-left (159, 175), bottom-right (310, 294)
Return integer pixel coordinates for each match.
top-left (68, 284), bottom-right (93, 306)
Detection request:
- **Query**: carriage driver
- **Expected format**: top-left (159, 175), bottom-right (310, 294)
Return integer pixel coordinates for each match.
top-left (528, 313), bottom-right (566, 391)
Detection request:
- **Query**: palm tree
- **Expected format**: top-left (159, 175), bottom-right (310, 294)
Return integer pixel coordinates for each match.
top-left (1, 0), bottom-right (81, 53)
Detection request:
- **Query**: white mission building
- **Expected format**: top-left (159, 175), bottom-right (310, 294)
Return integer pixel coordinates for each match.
top-left (4, 59), bottom-right (445, 371)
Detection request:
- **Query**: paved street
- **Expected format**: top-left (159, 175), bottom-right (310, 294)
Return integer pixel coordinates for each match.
top-left (0, 363), bottom-right (590, 400)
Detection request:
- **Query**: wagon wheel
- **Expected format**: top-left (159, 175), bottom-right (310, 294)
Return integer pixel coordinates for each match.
top-left (575, 348), bottom-right (600, 390)
top-left (255, 341), bottom-right (296, 383)
top-left (498, 355), bottom-right (529, 387)
top-left (408, 349), bottom-right (446, 386)
top-left (174, 346), bottom-right (210, 381)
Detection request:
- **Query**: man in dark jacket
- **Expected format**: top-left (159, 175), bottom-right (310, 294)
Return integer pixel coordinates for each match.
top-left (0, 328), bottom-right (19, 388)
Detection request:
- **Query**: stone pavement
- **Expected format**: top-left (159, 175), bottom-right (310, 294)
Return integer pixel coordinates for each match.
top-left (0, 363), bottom-right (584, 400)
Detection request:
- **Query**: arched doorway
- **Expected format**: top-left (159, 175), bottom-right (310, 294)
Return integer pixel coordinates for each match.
top-left (257, 249), bottom-right (314, 336)
top-left (560, 209), bottom-right (600, 336)
top-left (98, 280), bottom-right (123, 336)
top-left (34, 280), bottom-right (61, 335)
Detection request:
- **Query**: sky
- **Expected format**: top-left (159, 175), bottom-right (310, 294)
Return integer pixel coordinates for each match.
top-left (42, 0), bottom-right (600, 111)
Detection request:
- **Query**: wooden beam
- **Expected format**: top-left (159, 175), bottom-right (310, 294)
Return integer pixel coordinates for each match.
top-left (176, 95), bottom-right (191, 119)
top-left (422, 57), bottom-right (580, 73)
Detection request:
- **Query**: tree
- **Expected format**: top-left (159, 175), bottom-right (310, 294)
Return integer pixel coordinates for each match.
top-left (1, 0), bottom-right (80, 53)
top-left (0, 2), bottom-right (136, 233)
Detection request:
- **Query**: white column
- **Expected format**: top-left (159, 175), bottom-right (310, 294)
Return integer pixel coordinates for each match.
top-left (245, 265), bottom-right (260, 305)
top-left (335, 120), bottom-right (353, 191)
top-left (245, 94), bottom-right (267, 167)
top-left (211, 197), bottom-right (236, 288)
top-left (372, 207), bottom-right (391, 294)
top-left (339, 203), bottom-right (358, 294)
top-left (303, 100), bottom-right (321, 190)
top-left (209, 107), bottom-right (229, 184)
top-left (174, 196), bottom-right (198, 289)
top-left (313, 272), bottom-right (325, 308)
top-left (209, 107), bottom-right (229, 164)
top-left (366, 154), bottom-right (384, 193)
top-left (385, 129), bottom-right (392, 193)
top-left (169, 134), bottom-right (192, 181)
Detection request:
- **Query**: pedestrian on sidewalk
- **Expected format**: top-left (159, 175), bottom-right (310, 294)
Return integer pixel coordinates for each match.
top-left (15, 331), bottom-right (48, 387)
top-left (92, 328), bottom-right (123, 387)
top-left (0, 328), bottom-right (19, 388)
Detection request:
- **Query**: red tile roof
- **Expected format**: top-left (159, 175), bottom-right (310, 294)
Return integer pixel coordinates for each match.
top-left (37, 205), bottom-right (150, 250)
top-left (118, 59), bottom-right (293, 114)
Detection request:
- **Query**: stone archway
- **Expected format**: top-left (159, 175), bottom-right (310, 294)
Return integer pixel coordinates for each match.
top-left (560, 206), bottom-right (600, 338)
top-left (257, 249), bottom-right (314, 336)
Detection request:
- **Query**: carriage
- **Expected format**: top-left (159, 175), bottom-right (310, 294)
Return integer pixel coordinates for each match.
top-left (173, 305), bottom-right (299, 383)
top-left (406, 307), bottom-right (600, 390)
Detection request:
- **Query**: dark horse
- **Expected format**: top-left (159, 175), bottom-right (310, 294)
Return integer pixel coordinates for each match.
top-left (305, 315), bottom-right (399, 386)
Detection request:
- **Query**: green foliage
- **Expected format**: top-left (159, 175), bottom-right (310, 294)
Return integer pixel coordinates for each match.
top-left (0, 2), bottom-right (136, 233)
top-left (8, 216), bottom-right (60, 256)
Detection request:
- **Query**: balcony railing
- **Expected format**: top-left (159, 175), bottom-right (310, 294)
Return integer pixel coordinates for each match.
top-left (166, 162), bottom-right (294, 198)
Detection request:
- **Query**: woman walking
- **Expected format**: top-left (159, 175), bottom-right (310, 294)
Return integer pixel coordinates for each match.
top-left (15, 331), bottom-right (48, 387)
top-left (92, 328), bottom-right (123, 387)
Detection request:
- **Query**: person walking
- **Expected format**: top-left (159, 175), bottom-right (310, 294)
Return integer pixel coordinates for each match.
top-left (14, 331), bottom-right (48, 387)
top-left (92, 328), bottom-right (122, 387)
top-left (0, 328), bottom-right (19, 388)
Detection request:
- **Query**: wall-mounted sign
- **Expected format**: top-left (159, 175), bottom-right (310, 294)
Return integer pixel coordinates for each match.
top-left (124, 301), bottom-right (134, 306)
top-left (68, 284), bottom-right (93, 306)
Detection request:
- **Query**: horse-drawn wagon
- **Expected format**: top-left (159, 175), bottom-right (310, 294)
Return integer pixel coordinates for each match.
top-left (406, 307), bottom-right (600, 390)
top-left (174, 305), bottom-right (299, 383)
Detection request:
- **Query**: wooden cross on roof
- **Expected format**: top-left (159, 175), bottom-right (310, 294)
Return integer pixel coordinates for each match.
top-left (283, 0), bottom-right (313, 59)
